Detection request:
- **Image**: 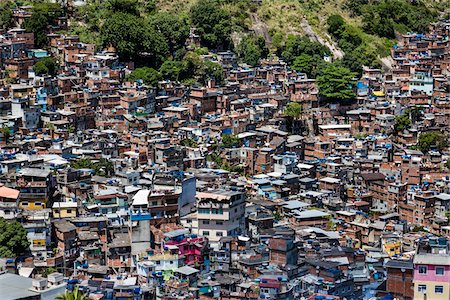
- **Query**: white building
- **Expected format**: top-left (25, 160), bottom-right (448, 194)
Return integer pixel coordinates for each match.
top-left (181, 189), bottom-right (246, 250)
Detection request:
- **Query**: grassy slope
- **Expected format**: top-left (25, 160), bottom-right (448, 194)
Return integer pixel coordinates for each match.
top-left (155, 0), bottom-right (393, 58)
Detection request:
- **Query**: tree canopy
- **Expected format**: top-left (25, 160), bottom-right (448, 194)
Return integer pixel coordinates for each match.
top-left (394, 114), bottom-right (410, 134)
top-left (24, 2), bottom-right (64, 48)
top-left (70, 158), bottom-right (115, 177)
top-left (416, 131), bottom-right (448, 153)
top-left (291, 54), bottom-right (327, 78)
top-left (316, 63), bottom-right (356, 102)
top-left (0, 1), bottom-right (13, 30)
top-left (33, 57), bottom-right (58, 76)
top-left (0, 218), bottom-right (30, 257)
top-left (236, 35), bottom-right (268, 66)
top-left (101, 12), bottom-right (168, 64)
top-left (190, 0), bottom-right (232, 49)
top-left (284, 102), bottom-right (303, 119)
top-left (361, 0), bottom-right (436, 38)
top-left (221, 134), bottom-right (240, 148)
top-left (281, 35), bottom-right (330, 65)
top-left (127, 67), bottom-right (162, 86)
top-left (150, 13), bottom-right (190, 55)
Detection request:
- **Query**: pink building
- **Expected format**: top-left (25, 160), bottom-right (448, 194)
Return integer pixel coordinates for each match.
top-left (163, 229), bottom-right (207, 268)
top-left (413, 237), bottom-right (450, 300)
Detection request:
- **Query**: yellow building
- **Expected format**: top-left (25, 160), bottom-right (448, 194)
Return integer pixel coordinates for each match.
top-left (17, 168), bottom-right (56, 211)
top-left (382, 234), bottom-right (402, 257)
top-left (52, 202), bottom-right (78, 218)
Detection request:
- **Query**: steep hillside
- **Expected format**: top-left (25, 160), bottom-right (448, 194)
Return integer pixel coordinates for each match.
top-left (155, 0), bottom-right (447, 61)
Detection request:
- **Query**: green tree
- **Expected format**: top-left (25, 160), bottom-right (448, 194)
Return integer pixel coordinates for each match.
top-left (101, 12), bottom-right (168, 64)
top-left (221, 134), bottom-right (239, 148)
top-left (180, 52), bottom-right (224, 86)
top-left (24, 2), bottom-right (63, 48)
top-left (181, 138), bottom-right (198, 147)
top-left (33, 57), bottom-right (58, 76)
top-left (96, 158), bottom-right (115, 177)
top-left (71, 158), bottom-right (114, 176)
top-left (190, 0), bottom-right (232, 49)
top-left (0, 1), bottom-right (13, 30)
top-left (151, 13), bottom-right (190, 54)
top-left (317, 63), bottom-right (356, 102)
top-left (361, 0), bottom-right (437, 39)
top-left (236, 35), bottom-right (268, 66)
top-left (416, 131), bottom-right (448, 153)
top-left (1, 126), bottom-right (11, 143)
top-left (394, 114), bottom-right (410, 134)
top-left (281, 35), bottom-right (330, 65)
top-left (284, 102), bottom-right (302, 119)
top-left (159, 60), bottom-right (183, 81)
top-left (0, 218), bottom-right (30, 257)
top-left (127, 67), bottom-right (162, 86)
top-left (106, 0), bottom-right (140, 15)
top-left (56, 286), bottom-right (89, 300)
top-left (203, 60), bottom-right (224, 86)
top-left (327, 14), bottom-right (346, 38)
top-left (237, 36), bottom-right (261, 66)
top-left (70, 158), bottom-right (95, 170)
top-left (291, 54), bottom-right (327, 78)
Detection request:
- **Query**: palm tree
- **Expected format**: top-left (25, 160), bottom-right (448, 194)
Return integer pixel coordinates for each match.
top-left (56, 286), bottom-right (89, 300)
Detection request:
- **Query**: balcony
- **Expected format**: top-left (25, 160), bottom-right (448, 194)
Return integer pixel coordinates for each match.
top-left (20, 193), bottom-right (48, 199)
top-left (17, 180), bottom-right (47, 188)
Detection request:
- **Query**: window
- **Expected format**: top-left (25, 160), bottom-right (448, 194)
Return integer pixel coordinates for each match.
top-left (216, 232), bottom-right (223, 237)
top-left (418, 285), bottom-right (426, 293)
top-left (435, 286), bottom-right (443, 294)
top-left (198, 208), bottom-right (210, 214)
top-left (436, 267), bottom-right (445, 276)
top-left (211, 208), bottom-right (223, 214)
top-left (202, 231), bottom-right (209, 236)
top-left (67, 209), bottom-right (72, 214)
top-left (216, 221), bottom-right (223, 225)
top-left (418, 266), bottom-right (427, 274)
top-left (202, 220), bottom-right (210, 225)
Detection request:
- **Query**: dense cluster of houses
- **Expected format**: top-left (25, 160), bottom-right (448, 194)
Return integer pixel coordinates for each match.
top-left (0, 4), bottom-right (450, 300)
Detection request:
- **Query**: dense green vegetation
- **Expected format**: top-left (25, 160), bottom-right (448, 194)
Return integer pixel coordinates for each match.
top-left (24, 2), bottom-right (63, 48)
top-left (190, 0), bottom-right (232, 49)
top-left (33, 57), bottom-right (58, 76)
top-left (356, 0), bottom-right (437, 39)
top-left (280, 35), bottom-right (330, 65)
top-left (0, 1), bottom-right (14, 30)
top-left (416, 131), bottom-right (448, 153)
top-left (70, 158), bottom-right (115, 176)
top-left (284, 102), bottom-right (302, 119)
top-left (8, 0), bottom-right (442, 90)
top-left (394, 114), bottom-right (411, 134)
top-left (127, 68), bottom-right (163, 87)
top-left (316, 63), bottom-right (356, 102)
top-left (0, 218), bottom-right (30, 257)
top-left (236, 35), bottom-right (269, 66)
top-left (221, 134), bottom-right (240, 148)
top-left (327, 14), bottom-right (380, 74)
